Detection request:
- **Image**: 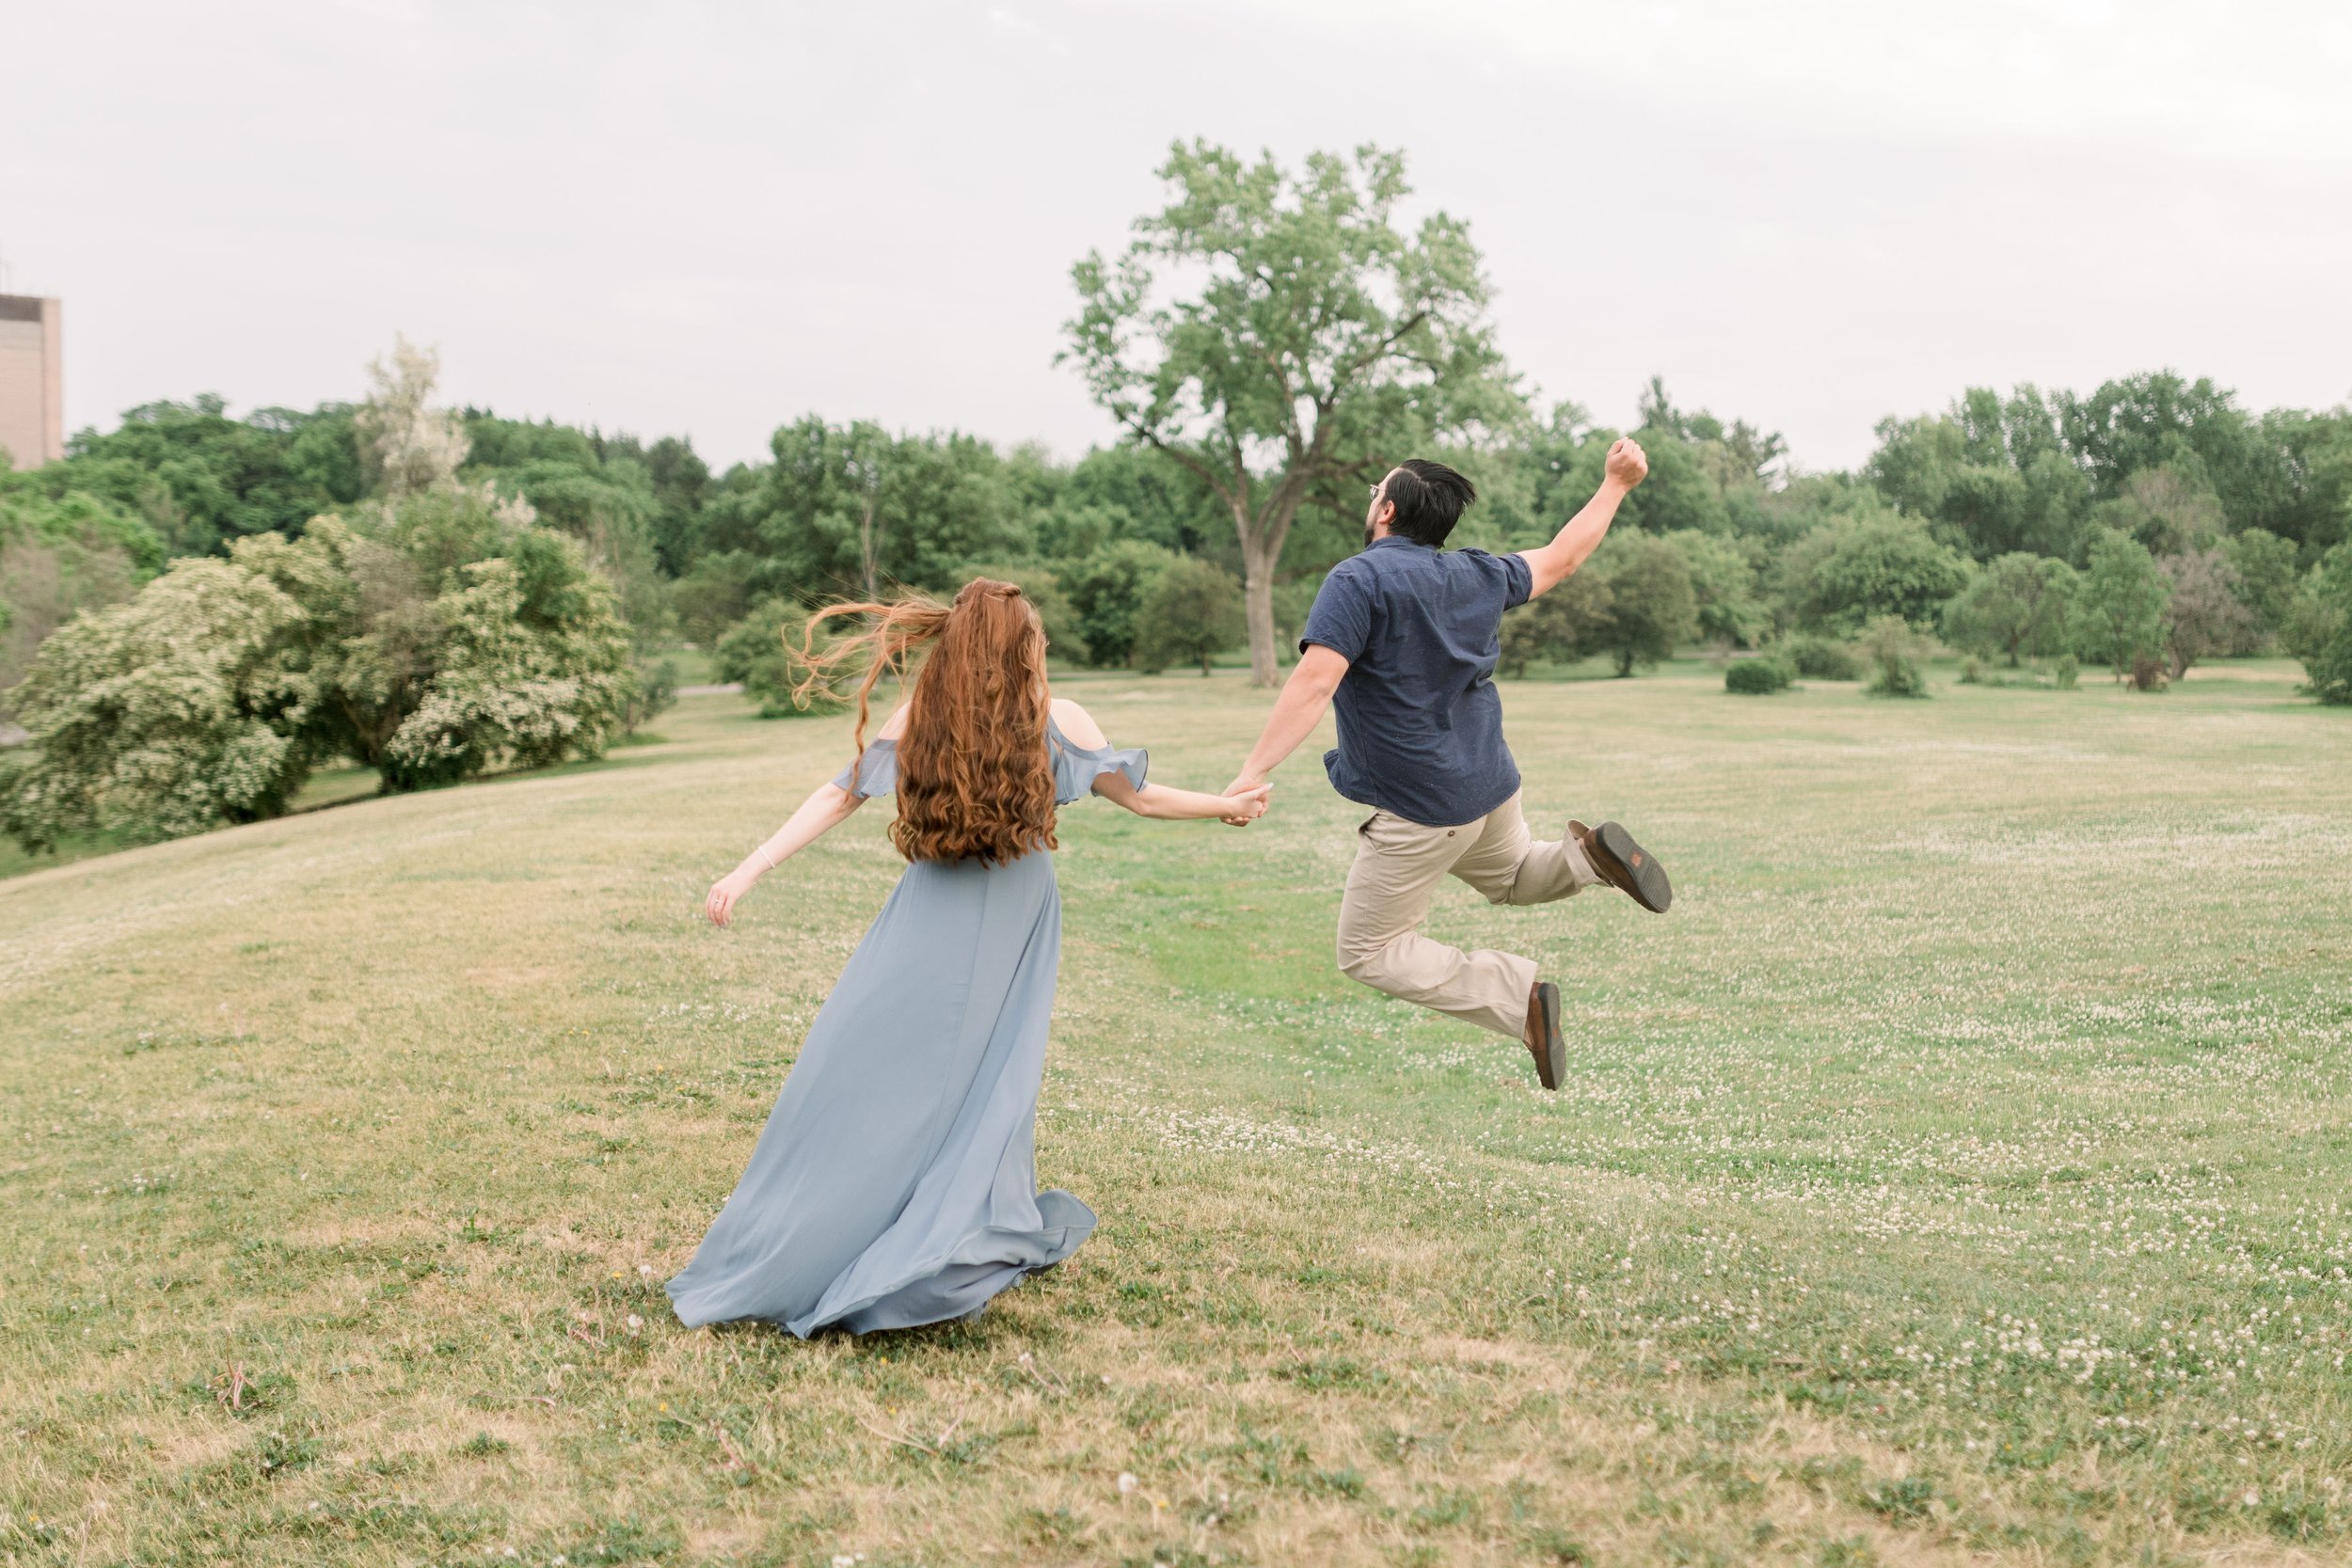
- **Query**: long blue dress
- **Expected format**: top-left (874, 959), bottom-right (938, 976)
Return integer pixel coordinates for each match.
top-left (666, 721), bottom-right (1146, 1337)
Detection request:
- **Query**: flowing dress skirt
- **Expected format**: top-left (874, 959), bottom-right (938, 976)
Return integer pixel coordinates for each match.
top-left (666, 848), bottom-right (1094, 1336)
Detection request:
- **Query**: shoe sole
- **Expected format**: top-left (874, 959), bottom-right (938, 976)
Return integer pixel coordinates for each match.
top-left (1594, 821), bottom-right (1673, 912)
top-left (1530, 982), bottom-right (1565, 1091)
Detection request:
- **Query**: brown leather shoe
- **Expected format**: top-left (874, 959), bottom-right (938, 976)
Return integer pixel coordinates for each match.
top-left (1573, 819), bottom-right (1673, 912)
top-left (1524, 980), bottom-right (1565, 1090)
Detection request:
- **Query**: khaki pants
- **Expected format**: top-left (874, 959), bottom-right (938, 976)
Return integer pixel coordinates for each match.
top-left (1335, 791), bottom-right (1599, 1038)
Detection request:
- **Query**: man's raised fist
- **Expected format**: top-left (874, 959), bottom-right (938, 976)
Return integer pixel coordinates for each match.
top-left (1605, 437), bottom-right (1649, 489)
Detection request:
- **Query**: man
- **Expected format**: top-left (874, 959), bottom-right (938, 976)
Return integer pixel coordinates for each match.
top-left (1224, 441), bottom-right (1670, 1091)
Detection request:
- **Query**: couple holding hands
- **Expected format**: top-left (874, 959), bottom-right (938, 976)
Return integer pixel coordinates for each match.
top-left (669, 443), bottom-right (1671, 1338)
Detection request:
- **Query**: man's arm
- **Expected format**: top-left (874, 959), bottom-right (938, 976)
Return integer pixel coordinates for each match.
top-left (1221, 643), bottom-right (1351, 811)
top-left (1518, 437), bottom-right (1649, 599)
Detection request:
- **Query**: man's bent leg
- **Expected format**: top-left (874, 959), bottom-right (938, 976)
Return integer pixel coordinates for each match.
top-left (1336, 812), bottom-right (1536, 1038)
top-left (1449, 792), bottom-right (1602, 908)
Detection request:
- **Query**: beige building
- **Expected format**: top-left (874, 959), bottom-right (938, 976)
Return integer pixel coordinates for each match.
top-left (0, 294), bottom-right (64, 470)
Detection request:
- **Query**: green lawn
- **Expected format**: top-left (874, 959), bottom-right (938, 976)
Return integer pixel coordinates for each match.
top-left (2, 661), bottom-right (2347, 1565)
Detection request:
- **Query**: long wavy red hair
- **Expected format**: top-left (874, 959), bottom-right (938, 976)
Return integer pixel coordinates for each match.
top-left (798, 579), bottom-right (1057, 865)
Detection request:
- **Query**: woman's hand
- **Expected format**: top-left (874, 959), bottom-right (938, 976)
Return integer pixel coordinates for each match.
top-left (1218, 783), bottom-right (1272, 824)
top-left (706, 867), bottom-right (759, 927)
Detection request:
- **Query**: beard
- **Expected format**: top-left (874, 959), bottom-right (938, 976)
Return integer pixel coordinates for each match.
top-left (1363, 518), bottom-right (1377, 548)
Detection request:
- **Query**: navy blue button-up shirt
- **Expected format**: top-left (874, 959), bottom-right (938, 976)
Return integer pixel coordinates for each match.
top-left (1298, 536), bottom-right (1533, 828)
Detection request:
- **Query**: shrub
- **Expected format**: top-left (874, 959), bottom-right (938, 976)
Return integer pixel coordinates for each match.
top-left (1786, 636), bottom-right (1863, 681)
top-left (2282, 541), bottom-right (2352, 705)
top-left (1860, 616), bottom-right (1931, 698)
top-left (715, 599), bottom-right (845, 719)
top-left (2053, 655), bottom-right (2079, 689)
top-left (669, 550), bottom-right (758, 648)
top-left (1958, 656), bottom-right (1985, 685)
top-left (1724, 657), bottom-right (1792, 695)
top-left (620, 657), bottom-right (677, 735)
top-left (1133, 557), bottom-right (1245, 674)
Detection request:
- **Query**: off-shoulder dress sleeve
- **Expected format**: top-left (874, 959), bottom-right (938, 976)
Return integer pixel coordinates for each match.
top-left (1047, 721), bottom-right (1147, 805)
top-left (831, 737), bottom-right (899, 799)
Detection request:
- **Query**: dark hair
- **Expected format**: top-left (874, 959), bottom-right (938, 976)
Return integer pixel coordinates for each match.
top-left (1379, 459), bottom-right (1477, 546)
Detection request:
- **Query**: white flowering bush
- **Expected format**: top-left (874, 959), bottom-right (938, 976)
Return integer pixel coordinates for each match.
top-left (382, 554), bottom-right (634, 789)
top-left (0, 558), bottom-right (317, 850)
top-left (1, 489), bottom-right (638, 851)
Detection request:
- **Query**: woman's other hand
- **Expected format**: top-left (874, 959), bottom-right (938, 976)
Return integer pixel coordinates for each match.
top-left (706, 868), bottom-right (758, 927)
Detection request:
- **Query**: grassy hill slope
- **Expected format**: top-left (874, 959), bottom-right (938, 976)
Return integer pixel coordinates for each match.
top-left (3, 661), bottom-right (2348, 1565)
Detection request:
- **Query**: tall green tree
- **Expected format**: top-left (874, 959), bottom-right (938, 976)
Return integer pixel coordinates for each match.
top-left (1498, 567), bottom-right (1612, 677)
top-left (1063, 140), bottom-right (1523, 684)
top-left (1037, 444), bottom-right (1220, 559)
top-left (2071, 529), bottom-right (2172, 688)
top-left (21, 395), bottom-right (361, 557)
top-left (1940, 552), bottom-right (2076, 666)
top-left (1865, 391), bottom-right (2089, 561)
top-left (1794, 514), bottom-right (1973, 633)
top-left (1, 491), bottom-right (164, 700)
top-left (696, 418), bottom-right (1028, 604)
top-left (1661, 530), bottom-right (1761, 646)
top-left (2224, 529), bottom-right (2301, 640)
top-left (2157, 547), bottom-right (2255, 681)
top-left (2057, 372), bottom-right (2266, 515)
top-left (1586, 533), bottom-right (1698, 676)
top-left (2094, 465), bottom-right (2225, 556)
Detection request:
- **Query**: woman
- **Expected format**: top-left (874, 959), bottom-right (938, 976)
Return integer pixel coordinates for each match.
top-left (668, 578), bottom-right (1267, 1336)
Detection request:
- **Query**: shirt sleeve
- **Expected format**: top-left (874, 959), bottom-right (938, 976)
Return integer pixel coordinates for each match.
top-left (1298, 562), bottom-right (1374, 661)
top-left (1497, 549), bottom-right (1534, 610)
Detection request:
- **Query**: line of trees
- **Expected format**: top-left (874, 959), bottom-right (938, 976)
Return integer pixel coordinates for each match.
top-left (5, 140), bottom-right (2351, 852)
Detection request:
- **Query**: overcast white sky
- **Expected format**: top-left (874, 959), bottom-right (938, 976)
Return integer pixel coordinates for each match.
top-left (6, 0), bottom-right (2349, 473)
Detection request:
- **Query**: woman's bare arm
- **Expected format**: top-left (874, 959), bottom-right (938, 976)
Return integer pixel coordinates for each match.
top-left (1051, 698), bottom-right (1269, 824)
top-left (706, 705), bottom-right (910, 927)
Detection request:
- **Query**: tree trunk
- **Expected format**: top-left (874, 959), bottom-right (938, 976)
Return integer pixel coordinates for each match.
top-left (858, 490), bottom-right (880, 600)
top-left (1239, 532), bottom-right (1281, 688)
top-left (1235, 485), bottom-right (1313, 688)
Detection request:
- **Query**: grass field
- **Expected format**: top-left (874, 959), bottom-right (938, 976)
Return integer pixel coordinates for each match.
top-left (4, 658), bottom-right (2349, 1566)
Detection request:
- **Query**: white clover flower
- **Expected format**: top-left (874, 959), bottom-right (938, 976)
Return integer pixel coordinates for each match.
top-left (1118, 1472), bottom-right (1138, 1495)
